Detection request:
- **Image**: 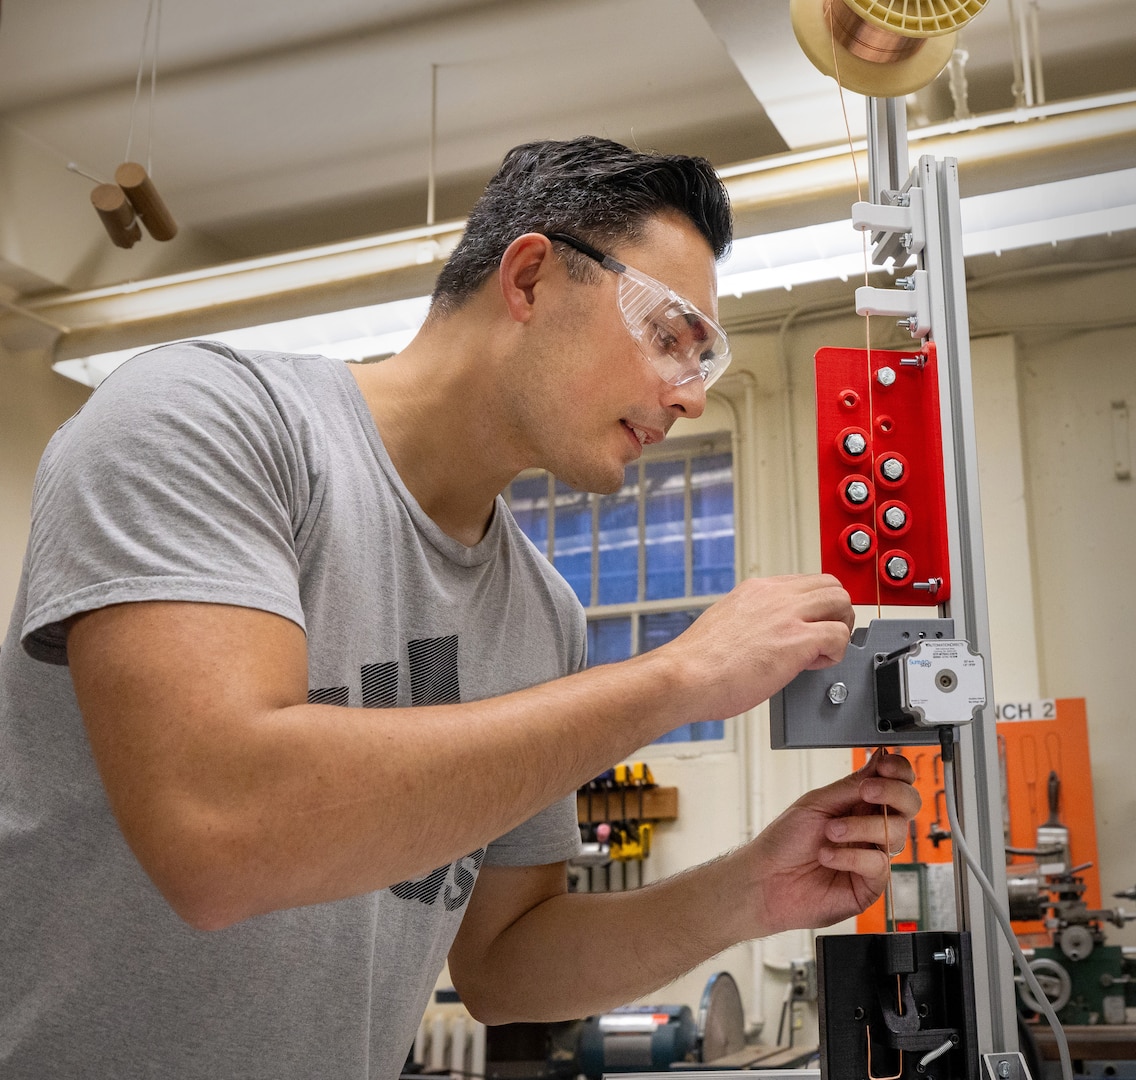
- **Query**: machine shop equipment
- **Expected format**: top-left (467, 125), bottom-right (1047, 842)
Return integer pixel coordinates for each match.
top-left (578, 971), bottom-right (747, 1078)
top-left (1010, 867), bottom-right (1136, 1027)
top-left (481, 973), bottom-right (750, 1080)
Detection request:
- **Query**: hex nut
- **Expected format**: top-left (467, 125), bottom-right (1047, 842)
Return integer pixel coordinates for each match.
top-left (880, 457), bottom-right (904, 481)
top-left (876, 366), bottom-right (896, 386)
top-left (883, 506), bottom-right (907, 529)
top-left (885, 555), bottom-right (909, 580)
top-left (848, 530), bottom-right (872, 554)
top-left (827, 682), bottom-right (849, 705)
top-left (843, 432), bottom-right (867, 456)
top-left (846, 480), bottom-right (870, 504)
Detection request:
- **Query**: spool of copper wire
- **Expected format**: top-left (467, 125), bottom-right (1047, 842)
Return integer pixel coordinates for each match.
top-left (791, 0), bottom-right (987, 97)
top-left (824, 0), bottom-right (925, 64)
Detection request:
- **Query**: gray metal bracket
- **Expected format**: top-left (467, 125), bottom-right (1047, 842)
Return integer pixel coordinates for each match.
top-left (769, 618), bottom-right (954, 749)
top-left (983, 1051), bottom-right (1035, 1080)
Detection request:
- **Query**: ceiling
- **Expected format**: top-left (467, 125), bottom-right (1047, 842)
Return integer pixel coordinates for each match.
top-left (0, 0), bottom-right (1134, 322)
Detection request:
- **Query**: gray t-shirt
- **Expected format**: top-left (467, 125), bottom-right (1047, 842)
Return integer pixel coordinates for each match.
top-left (0, 341), bottom-right (585, 1078)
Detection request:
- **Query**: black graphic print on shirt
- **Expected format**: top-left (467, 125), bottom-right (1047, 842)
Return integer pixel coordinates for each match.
top-left (307, 635), bottom-right (480, 910)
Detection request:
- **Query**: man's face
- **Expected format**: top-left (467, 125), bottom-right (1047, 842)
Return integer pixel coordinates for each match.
top-left (515, 213), bottom-right (720, 494)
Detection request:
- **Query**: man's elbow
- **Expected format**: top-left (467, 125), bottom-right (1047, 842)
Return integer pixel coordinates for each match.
top-left (122, 810), bottom-right (261, 932)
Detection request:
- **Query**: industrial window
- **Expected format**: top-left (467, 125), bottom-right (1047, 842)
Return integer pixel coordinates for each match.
top-left (506, 433), bottom-right (736, 745)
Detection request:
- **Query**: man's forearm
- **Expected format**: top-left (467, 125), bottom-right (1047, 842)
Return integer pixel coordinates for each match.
top-left (453, 850), bottom-right (760, 1025)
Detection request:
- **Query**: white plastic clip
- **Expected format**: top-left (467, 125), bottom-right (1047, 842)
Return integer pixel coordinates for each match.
top-left (851, 187), bottom-right (925, 264)
top-left (855, 269), bottom-right (931, 339)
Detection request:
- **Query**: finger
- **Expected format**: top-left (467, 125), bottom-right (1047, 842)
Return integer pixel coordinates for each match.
top-left (859, 774), bottom-right (922, 820)
top-left (825, 813), bottom-right (910, 855)
top-left (802, 621), bottom-right (854, 670)
top-left (861, 747), bottom-right (916, 784)
top-left (818, 843), bottom-right (890, 880)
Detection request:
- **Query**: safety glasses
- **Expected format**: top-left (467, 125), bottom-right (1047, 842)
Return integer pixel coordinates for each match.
top-left (547, 232), bottom-right (731, 390)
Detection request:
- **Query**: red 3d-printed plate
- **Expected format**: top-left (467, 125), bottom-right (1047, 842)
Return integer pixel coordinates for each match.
top-left (815, 343), bottom-right (950, 605)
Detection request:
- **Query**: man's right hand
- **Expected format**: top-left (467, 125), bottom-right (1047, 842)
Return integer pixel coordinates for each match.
top-left (660, 573), bottom-right (854, 722)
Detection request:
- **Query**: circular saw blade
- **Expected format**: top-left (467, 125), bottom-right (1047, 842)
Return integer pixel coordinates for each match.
top-left (698, 971), bottom-right (746, 1063)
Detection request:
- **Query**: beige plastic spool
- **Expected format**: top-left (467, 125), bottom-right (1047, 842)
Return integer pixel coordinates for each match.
top-left (791, 0), bottom-right (987, 97)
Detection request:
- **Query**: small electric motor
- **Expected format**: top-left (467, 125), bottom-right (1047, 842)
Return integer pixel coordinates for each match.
top-left (875, 638), bottom-right (986, 730)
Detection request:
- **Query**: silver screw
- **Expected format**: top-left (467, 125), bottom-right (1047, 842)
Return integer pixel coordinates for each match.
top-left (843, 432), bottom-right (867, 457)
top-left (876, 366), bottom-right (896, 387)
top-left (848, 530), bottom-right (872, 554)
top-left (895, 276), bottom-right (915, 290)
top-left (827, 682), bottom-right (849, 705)
top-left (997, 1063), bottom-right (1011, 1079)
top-left (932, 947), bottom-right (957, 965)
top-left (913, 578), bottom-right (943, 592)
top-left (885, 556), bottom-right (909, 580)
top-left (883, 506), bottom-right (907, 530)
top-left (846, 480), bottom-right (870, 504)
top-left (880, 457), bottom-right (904, 481)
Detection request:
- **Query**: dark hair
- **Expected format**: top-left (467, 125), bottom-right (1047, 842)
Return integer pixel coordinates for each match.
top-left (428, 136), bottom-right (733, 317)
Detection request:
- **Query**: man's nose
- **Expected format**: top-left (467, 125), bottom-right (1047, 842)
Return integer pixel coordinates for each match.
top-left (663, 375), bottom-right (707, 418)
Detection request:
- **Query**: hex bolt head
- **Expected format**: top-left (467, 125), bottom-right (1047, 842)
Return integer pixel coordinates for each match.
top-left (843, 432), bottom-right (867, 456)
top-left (880, 457), bottom-right (904, 481)
top-left (883, 506), bottom-right (907, 529)
top-left (846, 480), bottom-right (870, 504)
top-left (876, 366), bottom-right (896, 387)
top-left (827, 682), bottom-right (849, 705)
top-left (848, 529), bottom-right (872, 554)
top-left (885, 555), bottom-right (909, 580)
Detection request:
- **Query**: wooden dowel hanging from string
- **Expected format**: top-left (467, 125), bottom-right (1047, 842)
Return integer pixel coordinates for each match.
top-left (90, 183), bottom-right (142, 249)
top-left (115, 161), bottom-right (178, 241)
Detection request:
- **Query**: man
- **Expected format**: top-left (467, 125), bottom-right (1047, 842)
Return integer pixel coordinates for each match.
top-left (0, 137), bottom-right (918, 1077)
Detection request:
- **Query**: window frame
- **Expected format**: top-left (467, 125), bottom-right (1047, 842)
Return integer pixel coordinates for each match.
top-left (506, 431), bottom-right (738, 754)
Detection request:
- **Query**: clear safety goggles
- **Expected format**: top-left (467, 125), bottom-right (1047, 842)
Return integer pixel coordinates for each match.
top-left (547, 232), bottom-right (731, 390)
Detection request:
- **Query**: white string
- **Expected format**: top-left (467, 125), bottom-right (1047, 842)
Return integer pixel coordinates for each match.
top-left (125, 0), bottom-right (161, 171)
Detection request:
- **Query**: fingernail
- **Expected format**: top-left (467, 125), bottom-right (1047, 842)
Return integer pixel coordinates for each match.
top-left (862, 780), bottom-right (882, 799)
top-left (829, 820), bottom-right (848, 839)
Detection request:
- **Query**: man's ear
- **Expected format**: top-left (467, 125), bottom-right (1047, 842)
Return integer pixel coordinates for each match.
top-left (498, 233), bottom-right (557, 324)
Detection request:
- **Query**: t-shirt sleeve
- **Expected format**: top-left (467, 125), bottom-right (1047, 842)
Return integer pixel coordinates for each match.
top-left (21, 341), bottom-right (309, 665)
top-left (482, 791), bottom-right (583, 867)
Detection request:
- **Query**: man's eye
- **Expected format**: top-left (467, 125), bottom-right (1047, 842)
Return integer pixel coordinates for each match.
top-left (650, 322), bottom-right (681, 354)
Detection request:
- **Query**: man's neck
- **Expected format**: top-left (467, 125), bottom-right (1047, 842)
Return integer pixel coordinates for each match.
top-left (347, 323), bottom-right (523, 547)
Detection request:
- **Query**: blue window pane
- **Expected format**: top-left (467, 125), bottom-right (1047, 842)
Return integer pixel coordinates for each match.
top-left (509, 475), bottom-right (548, 557)
top-left (655, 718), bottom-right (726, 743)
top-left (597, 466), bottom-right (639, 605)
top-left (640, 609), bottom-right (697, 653)
top-left (553, 481), bottom-right (592, 605)
top-left (587, 617), bottom-right (632, 667)
top-left (691, 452), bottom-right (735, 595)
top-left (644, 459), bottom-right (686, 600)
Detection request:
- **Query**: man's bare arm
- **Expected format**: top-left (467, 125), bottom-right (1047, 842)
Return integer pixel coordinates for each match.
top-left (67, 575), bottom-right (853, 930)
top-left (449, 751), bottom-right (920, 1025)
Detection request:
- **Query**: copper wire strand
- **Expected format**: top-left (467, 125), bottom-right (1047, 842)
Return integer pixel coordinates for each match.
top-left (866, 1021), bottom-right (905, 1080)
top-left (825, 0), bottom-right (925, 64)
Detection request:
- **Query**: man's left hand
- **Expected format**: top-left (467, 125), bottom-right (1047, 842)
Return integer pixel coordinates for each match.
top-left (747, 748), bottom-right (920, 936)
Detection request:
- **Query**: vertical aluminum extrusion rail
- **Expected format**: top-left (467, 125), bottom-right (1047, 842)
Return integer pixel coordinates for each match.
top-left (915, 153), bottom-right (1020, 1060)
